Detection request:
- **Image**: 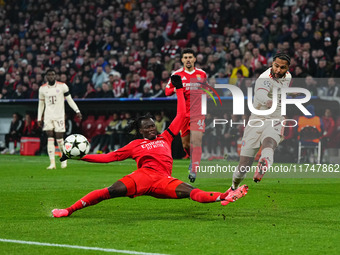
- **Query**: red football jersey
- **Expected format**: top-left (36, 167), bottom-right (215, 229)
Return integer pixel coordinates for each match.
top-left (82, 133), bottom-right (174, 176)
top-left (81, 88), bottom-right (186, 176)
top-left (165, 67), bottom-right (207, 117)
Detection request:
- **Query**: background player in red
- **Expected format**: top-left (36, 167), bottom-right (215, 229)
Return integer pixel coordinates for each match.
top-left (165, 48), bottom-right (206, 183)
top-left (52, 75), bottom-right (248, 218)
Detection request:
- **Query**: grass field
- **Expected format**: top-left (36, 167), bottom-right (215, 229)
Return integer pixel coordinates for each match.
top-left (0, 155), bottom-right (339, 255)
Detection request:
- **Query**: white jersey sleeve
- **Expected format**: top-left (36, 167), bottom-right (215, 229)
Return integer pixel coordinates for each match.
top-left (251, 68), bottom-right (292, 120)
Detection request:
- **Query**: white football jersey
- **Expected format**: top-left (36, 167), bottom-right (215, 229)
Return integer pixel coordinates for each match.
top-left (252, 68), bottom-right (292, 120)
top-left (39, 81), bottom-right (69, 120)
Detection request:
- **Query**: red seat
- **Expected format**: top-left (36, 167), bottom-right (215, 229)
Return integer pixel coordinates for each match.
top-left (73, 114), bottom-right (82, 128)
top-left (81, 115), bottom-right (96, 141)
top-left (91, 116), bottom-right (107, 137)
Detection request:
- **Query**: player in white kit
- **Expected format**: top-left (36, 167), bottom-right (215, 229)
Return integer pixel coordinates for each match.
top-left (222, 53), bottom-right (292, 204)
top-left (37, 69), bottom-right (82, 169)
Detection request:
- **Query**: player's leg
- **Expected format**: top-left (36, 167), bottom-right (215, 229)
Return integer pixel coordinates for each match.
top-left (1, 134), bottom-right (10, 154)
top-left (232, 155), bottom-right (254, 190)
top-left (189, 115), bottom-right (205, 183)
top-left (181, 132), bottom-right (190, 159)
top-left (189, 130), bottom-right (203, 182)
top-left (180, 117), bottom-right (190, 159)
top-left (176, 182), bottom-right (225, 203)
top-left (53, 169), bottom-right (153, 218)
top-left (253, 137), bottom-right (277, 183)
top-left (52, 181), bottom-right (128, 218)
top-left (179, 182), bottom-right (248, 204)
top-left (46, 130), bottom-right (56, 169)
top-left (229, 121), bottom-right (261, 189)
top-left (153, 178), bottom-right (248, 204)
top-left (56, 132), bottom-right (67, 168)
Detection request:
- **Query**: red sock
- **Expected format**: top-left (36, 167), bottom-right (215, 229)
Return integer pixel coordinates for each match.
top-left (66, 188), bottom-right (111, 215)
top-left (191, 146), bottom-right (202, 173)
top-left (190, 188), bottom-right (222, 203)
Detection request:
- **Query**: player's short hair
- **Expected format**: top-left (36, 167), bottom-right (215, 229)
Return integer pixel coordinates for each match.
top-left (45, 69), bottom-right (56, 75)
top-left (273, 52), bottom-right (291, 65)
top-left (181, 48), bottom-right (196, 58)
top-left (128, 113), bottom-right (153, 138)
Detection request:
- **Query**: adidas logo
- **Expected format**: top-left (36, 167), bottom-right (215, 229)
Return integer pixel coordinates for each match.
top-left (182, 76), bottom-right (187, 80)
top-left (81, 200), bottom-right (87, 207)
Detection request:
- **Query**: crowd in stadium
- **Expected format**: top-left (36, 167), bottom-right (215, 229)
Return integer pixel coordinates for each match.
top-left (0, 0), bottom-right (340, 99)
top-left (0, 0), bottom-right (339, 161)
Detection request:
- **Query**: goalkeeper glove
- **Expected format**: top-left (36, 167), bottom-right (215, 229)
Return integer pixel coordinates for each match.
top-left (171, 75), bottom-right (183, 89)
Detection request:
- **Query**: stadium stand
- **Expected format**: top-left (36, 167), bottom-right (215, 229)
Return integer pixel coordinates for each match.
top-left (0, 0), bottom-right (339, 161)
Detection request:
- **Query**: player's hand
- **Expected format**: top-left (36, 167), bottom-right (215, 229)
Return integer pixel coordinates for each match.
top-left (171, 75), bottom-right (183, 89)
top-left (76, 112), bottom-right (82, 120)
top-left (38, 120), bottom-right (43, 128)
top-left (60, 153), bottom-right (69, 162)
top-left (266, 100), bottom-right (273, 108)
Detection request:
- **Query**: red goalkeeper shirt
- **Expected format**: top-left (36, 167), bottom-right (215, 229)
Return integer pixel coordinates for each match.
top-left (165, 67), bottom-right (207, 118)
top-left (81, 89), bottom-right (185, 176)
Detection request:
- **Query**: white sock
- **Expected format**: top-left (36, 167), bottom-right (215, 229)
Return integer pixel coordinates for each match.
top-left (232, 165), bottom-right (247, 190)
top-left (260, 148), bottom-right (274, 166)
top-left (47, 138), bottom-right (55, 165)
top-left (56, 138), bottom-right (64, 155)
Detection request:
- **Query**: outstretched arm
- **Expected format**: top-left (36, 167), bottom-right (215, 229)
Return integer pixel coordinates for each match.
top-left (81, 143), bottom-right (133, 163)
top-left (165, 75), bottom-right (185, 136)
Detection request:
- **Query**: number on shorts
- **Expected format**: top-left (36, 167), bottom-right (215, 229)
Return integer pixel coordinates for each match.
top-left (197, 119), bottom-right (204, 130)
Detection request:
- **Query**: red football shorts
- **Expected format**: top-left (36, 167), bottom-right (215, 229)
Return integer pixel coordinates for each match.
top-left (118, 167), bottom-right (184, 198)
top-left (180, 115), bottom-right (205, 137)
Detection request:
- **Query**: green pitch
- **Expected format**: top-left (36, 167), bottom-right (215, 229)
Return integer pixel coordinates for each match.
top-left (0, 155), bottom-right (339, 255)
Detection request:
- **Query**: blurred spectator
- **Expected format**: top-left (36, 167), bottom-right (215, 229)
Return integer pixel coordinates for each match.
top-left (83, 83), bottom-right (97, 98)
top-left (97, 82), bottom-right (113, 98)
top-left (151, 83), bottom-right (165, 98)
top-left (99, 113), bottom-right (122, 153)
top-left (304, 75), bottom-right (318, 96)
top-left (299, 50), bottom-right (317, 76)
top-left (251, 48), bottom-right (267, 72)
top-left (326, 78), bottom-right (340, 97)
top-left (328, 116), bottom-right (340, 148)
top-left (0, 67), bottom-right (6, 91)
top-left (118, 112), bottom-right (132, 147)
top-left (29, 83), bottom-right (40, 99)
top-left (230, 58), bottom-right (249, 85)
top-left (92, 66), bottom-right (107, 90)
top-left (128, 74), bottom-right (143, 98)
top-left (1, 113), bottom-right (23, 154)
top-left (11, 84), bottom-right (27, 99)
top-left (22, 113), bottom-right (39, 137)
top-left (321, 108), bottom-right (335, 149)
top-left (71, 75), bottom-right (87, 99)
top-left (154, 112), bottom-right (168, 134)
top-left (110, 72), bottom-right (126, 98)
top-left (315, 58), bottom-right (332, 78)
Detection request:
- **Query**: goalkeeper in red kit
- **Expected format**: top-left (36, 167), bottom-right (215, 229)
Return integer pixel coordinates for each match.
top-left (52, 75), bottom-right (248, 218)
